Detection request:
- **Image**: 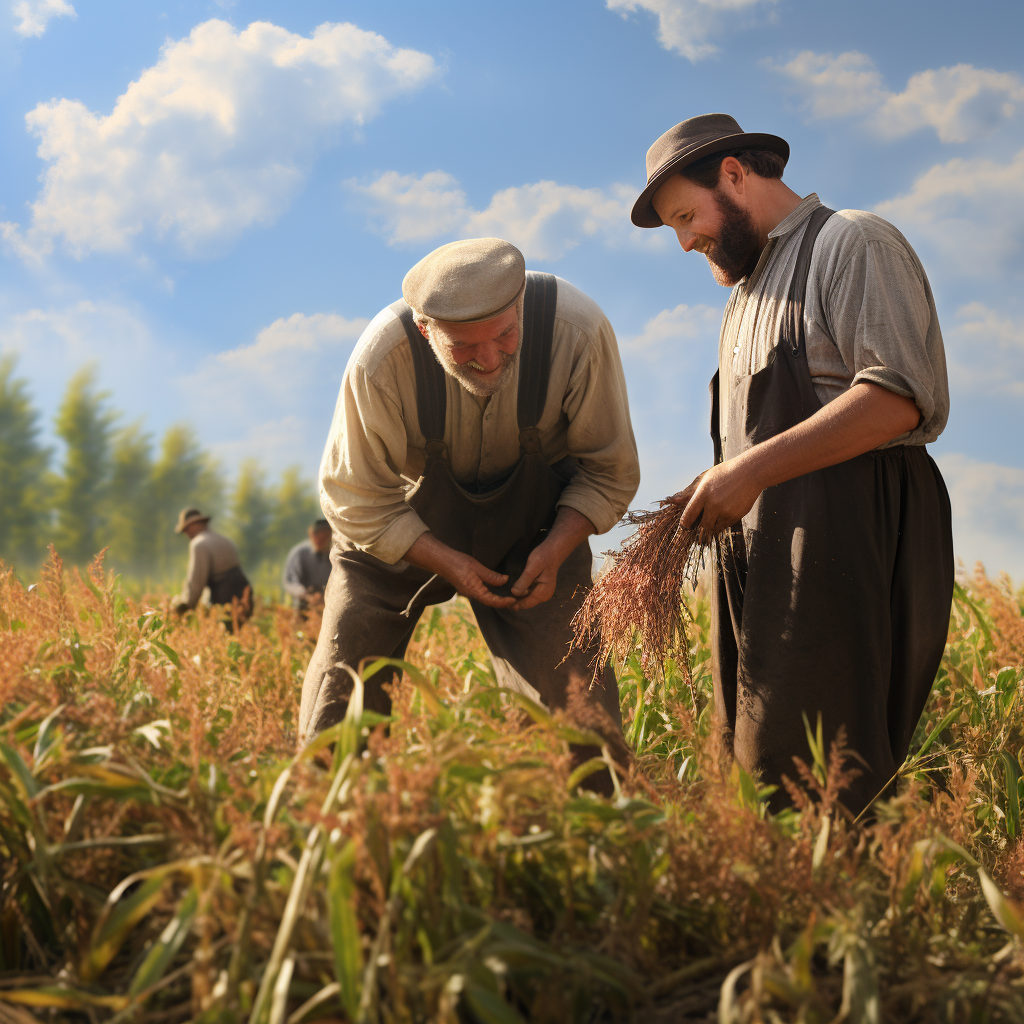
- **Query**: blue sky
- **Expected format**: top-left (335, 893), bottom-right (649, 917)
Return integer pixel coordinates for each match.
top-left (2, 0), bottom-right (1023, 576)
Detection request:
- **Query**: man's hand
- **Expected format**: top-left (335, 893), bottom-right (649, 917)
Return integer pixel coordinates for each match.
top-left (667, 382), bottom-right (921, 537)
top-left (509, 506), bottom-right (596, 610)
top-left (404, 532), bottom-right (515, 608)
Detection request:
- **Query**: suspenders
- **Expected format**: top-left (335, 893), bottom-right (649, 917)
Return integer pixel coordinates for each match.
top-left (390, 272), bottom-right (558, 458)
top-left (786, 206), bottom-right (834, 357)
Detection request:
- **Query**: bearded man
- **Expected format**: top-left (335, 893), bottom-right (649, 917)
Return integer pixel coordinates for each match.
top-left (299, 238), bottom-right (639, 785)
top-left (632, 114), bottom-right (953, 814)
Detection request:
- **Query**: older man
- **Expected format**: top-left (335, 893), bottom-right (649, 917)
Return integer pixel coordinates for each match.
top-left (299, 239), bottom-right (639, 778)
top-left (282, 518), bottom-right (333, 610)
top-left (172, 508), bottom-right (251, 615)
top-left (631, 114), bottom-right (953, 814)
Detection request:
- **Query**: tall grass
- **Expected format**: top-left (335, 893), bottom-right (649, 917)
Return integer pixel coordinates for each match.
top-left (1, 551), bottom-right (1023, 1022)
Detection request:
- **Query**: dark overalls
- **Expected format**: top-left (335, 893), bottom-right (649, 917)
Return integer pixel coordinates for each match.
top-left (711, 207), bottom-right (954, 815)
top-left (299, 273), bottom-right (625, 776)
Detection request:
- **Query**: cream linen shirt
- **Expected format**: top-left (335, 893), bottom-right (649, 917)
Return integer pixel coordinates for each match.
top-left (180, 528), bottom-right (241, 608)
top-left (719, 194), bottom-right (950, 450)
top-left (320, 277), bottom-right (640, 564)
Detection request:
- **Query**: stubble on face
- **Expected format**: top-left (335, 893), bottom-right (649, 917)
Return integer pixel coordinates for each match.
top-left (426, 327), bottom-right (520, 398)
top-left (701, 188), bottom-right (763, 286)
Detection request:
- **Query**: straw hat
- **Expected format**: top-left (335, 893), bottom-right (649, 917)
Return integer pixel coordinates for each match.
top-left (631, 113), bottom-right (789, 228)
top-left (174, 508), bottom-right (210, 533)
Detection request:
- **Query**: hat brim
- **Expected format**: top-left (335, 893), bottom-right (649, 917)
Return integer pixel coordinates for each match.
top-left (631, 131), bottom-right (790, 228)
top-left (175, 516), bottom-right (210, 533)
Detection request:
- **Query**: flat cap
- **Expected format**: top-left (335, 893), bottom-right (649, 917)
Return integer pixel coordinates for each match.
top-left (402, 238), bottom-right (526, 323)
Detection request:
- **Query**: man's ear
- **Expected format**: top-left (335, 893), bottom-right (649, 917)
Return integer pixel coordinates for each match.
top-left (416, 321), bottom-right (430, 340)
top-left (719, 156), bottom-right (747, 194)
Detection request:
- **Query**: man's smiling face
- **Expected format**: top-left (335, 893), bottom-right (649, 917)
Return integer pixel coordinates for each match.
top-left (652, 163), bottom-right (764, 286)
top-left (418, 304), bottom-right (521, 397)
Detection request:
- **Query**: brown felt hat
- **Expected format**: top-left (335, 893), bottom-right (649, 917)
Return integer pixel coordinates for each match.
top-left (175, 508), bottom-right (210, 533)
top-left (631, 113), bottom-right (789, 228)
top-left (402, 238), bottom-right (526, 324)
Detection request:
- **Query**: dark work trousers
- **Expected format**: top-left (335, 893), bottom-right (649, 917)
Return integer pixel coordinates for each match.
top-left (298, 274), bottom-right (626, 789)
top-left (711, 207), bottom-right (954, 815)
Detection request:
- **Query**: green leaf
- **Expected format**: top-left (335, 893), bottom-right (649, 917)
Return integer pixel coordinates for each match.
top-left (0, 987), bottom-right (128, 1011)
top-left (0, 740), bottom-right (41, 800)
top-left (150, 639), bottom-right (181, 668)
top-left (462, 982), bottom-right (528, 1024)
top-left (128, 886), bottom-right (199, 997)
top-left (567, 757), bottom-right (607, 791)
top-left (328, 840), bottom-right (362, 1020)
top-left (999, 751), bottom-right (1022, 840)
top-left (978, 868), bottom-right (1024, 939)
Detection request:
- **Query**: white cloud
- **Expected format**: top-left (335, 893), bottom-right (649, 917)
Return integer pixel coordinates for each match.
top-left (607, 0), bottom-right (774, 62)
top-left (937, 453), bottom-right (1024, 581)
top-left (945, 303), bottom-right (1024, 397)
top-left (875, 149), bottom-right (1024, 277)
top-left (771, 51), bottom-right (1024, 143)
top-left (351, 171), bottom-right (660, 261)
top-left (625, 302), bottom-right (722, 352)
top-left (1, 19), bottom-right (437, 260)
top-left (181, 312), bottom-right (369, 473)
top-left (13, 0), bottom-right (75, 38)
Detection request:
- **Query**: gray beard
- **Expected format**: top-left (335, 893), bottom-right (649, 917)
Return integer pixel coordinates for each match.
top-left (428, 339), bottom-right (519, 397)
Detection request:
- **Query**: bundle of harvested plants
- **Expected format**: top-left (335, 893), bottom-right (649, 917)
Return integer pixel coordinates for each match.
top-left (572, 500), bottom-right (710, 699)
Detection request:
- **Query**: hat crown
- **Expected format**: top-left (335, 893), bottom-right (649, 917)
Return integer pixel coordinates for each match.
top-left (403, 238), bottom-right (526, 324)
top-left (646, 113), bottom-right (744, 178)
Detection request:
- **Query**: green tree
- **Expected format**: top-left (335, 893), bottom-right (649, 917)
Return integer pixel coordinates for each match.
top-left (267, 465), bottom-right (321, 563)
top-left (0, 355), bottom-right (51, 566)
top-left (150, 425), bottom-right (224, 581)
top-left (53, 367), bottom-right (115, 565)
top-left (104, 423), bottom-right (157, 574)
top-left (228, 459), bottom-right (274, 572)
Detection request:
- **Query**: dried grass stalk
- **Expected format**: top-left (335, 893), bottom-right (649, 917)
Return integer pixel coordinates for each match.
top-left (572, 501), bottom-right (710, 702)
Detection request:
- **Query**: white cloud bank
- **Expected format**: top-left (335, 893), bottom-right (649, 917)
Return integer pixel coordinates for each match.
top-left (351, 171), bottom-right (660, 261)
top-left (875, 149), bottom-right (1024, 277)
top-left (770, 51), bottom-right (1024, 143)
top-left (181, 312), bottom-right (370, 472)
top-left (946, 303), bottom-right (1024, 397)
top-left (625, 302), bottom-right (722, 352)
top-left (938, 453), bottom-right (1024, 581)
top-left (12, 0), bottom-right (75, 38)
top-left (1, 19), bottom-right (437, 260)
top-left (607, 0), bottom-right (774, 62)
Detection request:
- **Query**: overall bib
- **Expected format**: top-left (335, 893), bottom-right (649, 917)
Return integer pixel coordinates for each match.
top-left (299, 274), bottom-right (625, 768)
top-left (711, 207), bottom-right (954, 814)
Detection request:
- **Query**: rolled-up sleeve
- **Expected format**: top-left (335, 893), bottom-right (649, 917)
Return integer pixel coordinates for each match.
top-left (824, 231), bottom-right (949, 444)
top-left (319, 363), bottom-right (429, 564)
top-left (556, 315), bottom-right (640, 533)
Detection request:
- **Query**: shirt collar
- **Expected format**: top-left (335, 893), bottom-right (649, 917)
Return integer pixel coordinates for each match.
top-left (767, 193), bottom-right (822, 240)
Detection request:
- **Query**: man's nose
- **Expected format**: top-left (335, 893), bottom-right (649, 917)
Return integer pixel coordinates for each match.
top-left (473, 342), bottom-right (502, 371)
top-left (676, 228), bottom-right (698, 253)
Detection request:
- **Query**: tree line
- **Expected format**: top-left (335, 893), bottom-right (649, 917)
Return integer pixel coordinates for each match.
top-left (0, 356), bottom-right (321, 590)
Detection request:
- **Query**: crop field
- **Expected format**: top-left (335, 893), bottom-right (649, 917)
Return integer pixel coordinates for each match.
top-left (1, 552), bottom-right (1024, 1023)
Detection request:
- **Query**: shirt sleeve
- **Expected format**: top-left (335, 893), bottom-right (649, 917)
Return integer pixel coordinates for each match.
top-left (555, 315), bottom-right (641, 533)
top-left (282, 546), bottom-right (308, 600)
top-left (319, 362), bottom-right (429, 564)
top-left (821, 228), bottom-right (948, 444)
top-left (183, 540), bottom-right (210, 608)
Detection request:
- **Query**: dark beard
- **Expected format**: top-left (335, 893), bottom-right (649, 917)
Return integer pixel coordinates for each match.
top-left (703, 189), bottom-right (763, 286)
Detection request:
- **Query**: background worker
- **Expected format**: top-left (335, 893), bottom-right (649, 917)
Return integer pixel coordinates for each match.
top-left (300, 238), bottom-right (640, 789)
top-left (631, 113), bottom-right (953, 815)
top-left (172, 508), bottom-right (252, 616)
top-left (282, 518), bottom-right (332, 610)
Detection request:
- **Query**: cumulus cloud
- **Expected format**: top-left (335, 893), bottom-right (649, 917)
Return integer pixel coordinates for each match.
top-left (938, 453), bottom-right (1024, 581)
top-left (1, 19), bottom-right (437, 260)
top-left (13, 0), bottom-right (75, 38)
top-left (181, 312), bottom-right (369, 472)
top-left (770, 51), bottom-right (1024, 143)
top-left (625, 302), bottom-right (722, 352)
top-left (607, 0), bottom-right (774, 62)
top-left (945, 303), bottom-right (1024, 397)
top-left (351, 171), bottom-right (659, 261)
top-left (875, 149), bottom-right (1024, 277)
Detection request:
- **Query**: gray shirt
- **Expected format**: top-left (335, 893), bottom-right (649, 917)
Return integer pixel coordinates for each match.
top-left (282, 540), bottom-right (332, 604)
top-left (719, 194), bottom-right (949, 449)
top-left (179, 528), bottom-right (241, 608)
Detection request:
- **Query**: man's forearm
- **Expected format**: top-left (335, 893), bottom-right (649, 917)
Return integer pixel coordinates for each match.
top-left (543, 506), bottom-right (596, 559)
top-left (738, 382), bottom-right (920, 492)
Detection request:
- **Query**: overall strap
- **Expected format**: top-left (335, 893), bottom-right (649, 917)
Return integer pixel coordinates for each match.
top-left (390, 300), bottom-right (448, 454)
top-left (786, 206), bottom-right (835, 357)
top-left (518, 272), bottom-right (558, 453)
